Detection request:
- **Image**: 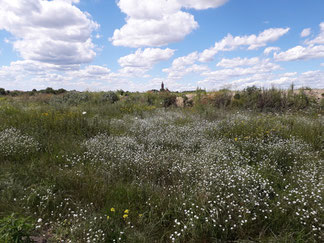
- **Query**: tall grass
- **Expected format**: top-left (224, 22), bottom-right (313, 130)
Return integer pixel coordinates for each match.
top-left (0, 89), bottom-right (323, 242)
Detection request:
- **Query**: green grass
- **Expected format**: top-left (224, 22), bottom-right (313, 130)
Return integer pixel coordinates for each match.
top-left (0, 91), bottom-right (323, 242)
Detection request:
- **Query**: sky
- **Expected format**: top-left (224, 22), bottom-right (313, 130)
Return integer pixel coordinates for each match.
top-left (0, 0), bottom-right (323, 92)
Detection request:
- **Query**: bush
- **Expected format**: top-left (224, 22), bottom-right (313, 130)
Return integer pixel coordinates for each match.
top-left (45, 87), bottom-right (55, 94)
top-left (50, 92), bottom-right (91, 106)
top-left (0, 214), bottom-right (34, 242)
top-left (0, 88), bottom-right (6, 96)
top-left (211, 90), bottom-right (232, 108)
top-left (160, 93), bottom-right (177, 107)
top-left (257, 88), bottom-right (285, 111)
top-left (292, 89), bottom-right (310, 109)
top-left (101, 92), bottom-right (119, 104)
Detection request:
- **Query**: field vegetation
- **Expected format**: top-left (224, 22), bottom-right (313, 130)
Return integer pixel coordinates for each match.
top-left (0, 86), bottom-right (323, 242)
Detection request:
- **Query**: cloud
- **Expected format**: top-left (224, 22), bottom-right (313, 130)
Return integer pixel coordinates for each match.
top-left (117, 48), bottom-right (174, 77)
top-left (118, 48), bottom-right (174, 68)
top-left (216, 57), bottom-right (260, 68)
top-left (111, 12), bottom-right (198, 48)
top-left (163, 27), bottom-right (289, 79)
top-left (199, 28), bottom-right (290, 62)
top-left (0, 59), bottom-right (176, 92)
top-left (300, 28), bottom-right (311, 37)
top-left (197, 58), bottom-right (284, 90)
top-left (0, 60), bottom-right (70, 90)
top-left (169, 51), bottom-right (199, 68)
top-left (111, 0), bottom-right (228, 48)
top-left (298, 70), bottom-right (324, 88)
top-left (305, 22), bottom-right (324, 45)
top-left (201, 59), bottom-right (280, 81)
top-left (164, 64), bottom-right (209, 80)
top-left (198, 68), bottom-right (324, 91)
top-left (264, 46), bottom-right (280, 55)
top-left (0, 0), bottom-right (99, 66)
top-left (66, 65), bottom-right (111, 80)
top-left (0, 60), bottom-right (121, 91)
top-left (162, 52), bottom-right (209, 79)
top-left (274, 45), bottom-right (324, 61)
top-left (178, 0), bottom-right (229, 10)
top-left (274, 22), bottom-right (324, 62)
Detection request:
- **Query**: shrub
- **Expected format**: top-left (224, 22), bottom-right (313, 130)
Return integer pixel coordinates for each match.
top-left (49, 91), bottom-right (91, 106)
top-left (0, 88), bottom-right (6, 96)
top-left (233, 93), bottom-right (240, 100)
top-left (257, 88), bottom-right (285, 111)
top-left (292, 89), bottom-right (310, 109)
top-left (45, 87), bottom-right (55, 94)
top-left (0, 214), bottom-right (34, 243)
top-left (241, 86), bottom-right (262, 109)
top-left (145, 92), bottom-right (159, 106)
top-left (101, 91), bottom-right (119, 104)
top-left (211, 90), bottom-right (232, 108)
top-left (160, 93), bottom-right (177, 108)
top-left (56, 88), bottom-right (67, 94)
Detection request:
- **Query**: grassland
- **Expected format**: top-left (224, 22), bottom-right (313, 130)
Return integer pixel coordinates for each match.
top-left (0, 88), bottom-right (323, 242)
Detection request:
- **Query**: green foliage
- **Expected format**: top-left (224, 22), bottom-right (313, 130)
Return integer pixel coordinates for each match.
top-left (0, 214), bottom-right (34, 243)
top-left (45, 87), bottom-right (55, 94)
top-left (0, 88), bottom-right (6, 95)
top-left (49, 91), bottom-right (90, 106)
top-left (229, 86), bottom-right (319, 111)
top-left (100, 91), bottom-right (119, 104)
top-left (160, 92), bottom-right (177, 107)
top-left (210, 90), bottom-right (232, 108)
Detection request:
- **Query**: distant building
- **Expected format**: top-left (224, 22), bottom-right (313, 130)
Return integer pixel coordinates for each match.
top-left (160, 82), bottom-right (170, 92)
top-left (160, 82), bottom-right (165, 92)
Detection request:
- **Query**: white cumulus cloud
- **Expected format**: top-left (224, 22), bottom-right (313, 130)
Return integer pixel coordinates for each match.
top-left (179, 0), bottom-right (229, 10)
top-left (300, 28), bottom-right (311, 37)
top-left (216, 57), bottom-right (260, 68)
top-left (163, 52), bottom-right (209, 79)
top-left (118, 48), bottom-right (175, 68)
top-left (275, 22), bottom-right (324, 62)
top-left (0, 0), bottom-right (99, 66)
top-left (111, 0), bottom-right (228, 48)
top-left (305, 22), bottom-right (324, 45)
top-left (264, 46), bottom-right (280, 55)
top-left (199, 28), bottom-right (290, 62)
top-left (274, 45), bottom-right (324, 61)
top-left (201, 59), bottom-right (280, 81)
top-left (117, 48), bottom-right (174, 77)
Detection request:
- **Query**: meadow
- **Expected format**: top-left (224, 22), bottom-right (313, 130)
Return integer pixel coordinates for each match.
top-left (0, 87), bottom-right (323, 242)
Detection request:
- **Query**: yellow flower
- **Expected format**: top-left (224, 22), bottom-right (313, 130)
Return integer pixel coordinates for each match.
top-left (110, 208), bottom-right (115, 212)
top-left (139, 214), bottom-right (143, 217)
top-left (124, 209), bottom-right (129, 214)
top-left (107, 216), bottom-right (110, 220)
top-left (123, 214), bottom-right (128, 219)
top-left (234, 137), bottom-right (238, 141)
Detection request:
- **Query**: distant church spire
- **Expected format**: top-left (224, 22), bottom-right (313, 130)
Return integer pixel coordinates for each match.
top-left (160, 82), bottom-right (165, 91)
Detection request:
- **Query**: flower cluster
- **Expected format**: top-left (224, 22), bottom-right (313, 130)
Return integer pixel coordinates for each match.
top-left (59, 110), bottom-right (323, 241)
top-left (0, 128), bottom-right (40, 158)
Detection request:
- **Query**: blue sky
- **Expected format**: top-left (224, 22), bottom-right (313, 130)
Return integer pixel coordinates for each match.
top-left (0, 0), bottom-right (323, 91)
